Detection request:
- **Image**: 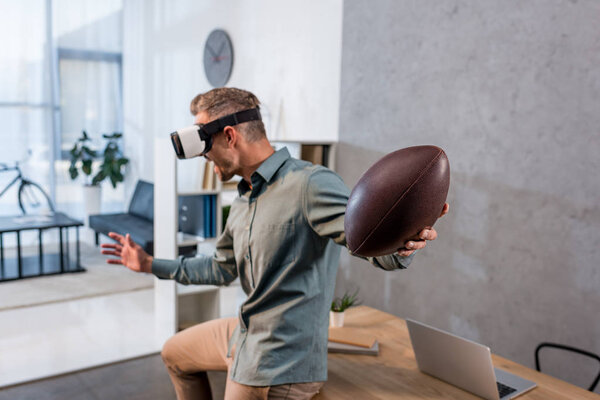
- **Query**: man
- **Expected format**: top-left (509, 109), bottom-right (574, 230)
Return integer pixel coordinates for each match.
top-left (102, 87), bottom-right (449, 399)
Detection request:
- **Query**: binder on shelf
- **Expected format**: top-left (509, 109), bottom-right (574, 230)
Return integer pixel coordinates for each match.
top-left (197, 194), bottom-right (217, 238)
top-left (179, 194), bottom-right (218, 239)
top-left (300, 145), bottom-right (322, 165)
top-left (178, 194), bottom-right (206, 238)
top-left (202, 161), bottom-right (210, 190)
top-left (300, 144), bottom-right (329, 167)
top-left (202, 161), bottom-right (216, 190)
top-left (203, 195), bottom-right (210, 237)
top-left (210, 195), bottom-right (217, 236)
top-left (207, 195), bottom-right (212, 237)
top-left (321, 145), bottom-right (330, 168)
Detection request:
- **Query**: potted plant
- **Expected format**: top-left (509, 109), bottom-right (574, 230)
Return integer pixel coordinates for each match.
top-left (69, 131), bottom-right (129, 216)
top-left (69, 130), bottom-right (101, 216)
top-left (93, 132), bottom-right (129, 189)
top-left (69, 130), bottom-right (97, 184)
top-left (330, 289), bottom-right (360, 327)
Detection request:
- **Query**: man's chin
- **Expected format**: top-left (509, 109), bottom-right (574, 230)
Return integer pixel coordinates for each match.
top-left (216, 170), bottom-right (234, 182)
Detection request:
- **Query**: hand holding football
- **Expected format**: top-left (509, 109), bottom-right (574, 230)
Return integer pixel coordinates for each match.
top-left (344, 145), bottom-right (450, 257)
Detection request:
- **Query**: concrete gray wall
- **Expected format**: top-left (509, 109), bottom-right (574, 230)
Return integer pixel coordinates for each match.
top-left (336, 0), bottom-right (600, 391)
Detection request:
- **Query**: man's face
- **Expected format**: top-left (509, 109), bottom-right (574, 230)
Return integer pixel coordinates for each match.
top-left (195, 111), bottom-right (236, 181)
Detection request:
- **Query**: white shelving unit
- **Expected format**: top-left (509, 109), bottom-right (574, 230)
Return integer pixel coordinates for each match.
top-left (154, 138), bottom-right (242, 334)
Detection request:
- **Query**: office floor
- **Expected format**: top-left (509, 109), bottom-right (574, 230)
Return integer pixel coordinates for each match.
top-left (0, 288), bottom-right (163, 387)
top-left (0, 241), bottom-right (161, 388)
top-left (0, 238), bottom-right (231, 398)
top-left (0, 354), bottom-right (227, 400)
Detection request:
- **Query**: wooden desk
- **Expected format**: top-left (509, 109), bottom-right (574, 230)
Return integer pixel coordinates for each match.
top-left (316, 306), bottom-right (598, 399)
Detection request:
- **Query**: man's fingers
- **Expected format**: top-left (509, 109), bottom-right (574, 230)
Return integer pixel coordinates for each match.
top-left (108, 232), bottom-right (125, 245)
top-left (101, 250), bottom-right (120, 257)
top-left (101, 243), bottom-right (122, 251)
top-left (440, 203), bottom-right (449, 218)
top-left (126, 233), bottom-right (135, 247)
top-left (404, 240), bottom-right (427, 251)
top-left (106, 259), bottom-right (123, 265)
top-left (419, 228), bottom-right (437, 241)
top-left (398, 205), bottom-right (447, 257)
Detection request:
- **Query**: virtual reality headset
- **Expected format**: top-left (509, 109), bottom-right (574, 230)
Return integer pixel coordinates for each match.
top-left (170, 107), bottom-right (262, 159)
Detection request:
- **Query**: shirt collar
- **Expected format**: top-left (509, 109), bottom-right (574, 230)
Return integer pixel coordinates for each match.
top-left (237, 147), bottom-right (291, 196)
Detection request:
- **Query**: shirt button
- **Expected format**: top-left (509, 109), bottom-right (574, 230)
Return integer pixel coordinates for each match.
top-left (245, 225), bottom-right (249, 230)
top-left (245, 254), bottom-right (249, 260)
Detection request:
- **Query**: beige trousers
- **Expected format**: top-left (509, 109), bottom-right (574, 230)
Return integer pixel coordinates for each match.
top-left (161, 317), bottom-right (324, 400)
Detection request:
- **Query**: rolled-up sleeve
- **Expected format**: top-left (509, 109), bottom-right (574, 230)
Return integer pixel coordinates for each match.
top-left (152, 225), bottom-right (238, 285)
top-left (367, 251), bottom-right (415, 270)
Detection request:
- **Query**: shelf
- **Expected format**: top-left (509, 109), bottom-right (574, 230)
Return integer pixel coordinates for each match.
top-left (177, 283), bottom-right (220, 296)
top-left (272, 139), bottom-right (336, 145)
top-left (177, 232), bottom-right (205, 247)
top-left (177, 190), bottom-right (220, 196)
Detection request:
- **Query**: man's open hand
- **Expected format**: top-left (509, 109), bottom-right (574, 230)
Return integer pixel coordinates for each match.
top-left (100, 232), bottom-right (153, 273)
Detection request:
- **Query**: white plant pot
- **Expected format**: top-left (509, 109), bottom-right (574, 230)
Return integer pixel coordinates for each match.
top-left (330, 311), bottom-right (345, 327)
top-left (83, 184), bottom-right (102, 221)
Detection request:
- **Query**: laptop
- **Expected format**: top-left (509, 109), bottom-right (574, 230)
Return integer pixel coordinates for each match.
top-left (406, 319), bottom-right (537, 400)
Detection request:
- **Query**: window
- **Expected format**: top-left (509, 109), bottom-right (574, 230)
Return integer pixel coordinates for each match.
top-left (58, 49), bottom-right (122, 158)
top-left (0, 0), bottom-right (123, 218)
top-left (0, 0), bottom-right (53, 216)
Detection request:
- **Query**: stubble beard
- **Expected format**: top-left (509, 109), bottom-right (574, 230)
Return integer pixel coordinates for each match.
top-left (214, 159), bottom-right (235, 182)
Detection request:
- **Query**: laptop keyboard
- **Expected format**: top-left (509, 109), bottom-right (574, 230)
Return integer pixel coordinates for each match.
top-left (497, 382), bottom-right (517, 398)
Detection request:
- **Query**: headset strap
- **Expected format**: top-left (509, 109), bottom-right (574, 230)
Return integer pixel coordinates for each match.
top-left (202, 108), bottom-right (262, 136)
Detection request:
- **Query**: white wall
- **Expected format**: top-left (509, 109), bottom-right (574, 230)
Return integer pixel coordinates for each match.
top-left (123, 0), bottom-right (343, 190)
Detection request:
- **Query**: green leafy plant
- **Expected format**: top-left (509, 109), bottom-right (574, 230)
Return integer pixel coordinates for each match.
top-left (93, 132), bottom-right (129, 189)
top-left (68, 131), bottom-right (129, 188)
top-left (69, 130), bottom-right (97, 185)
top-left (331, 289), bottom-right (360, 313)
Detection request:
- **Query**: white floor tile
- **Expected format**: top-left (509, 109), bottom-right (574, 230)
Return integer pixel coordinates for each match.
top-left (0, 289), bottom-right (162, 388)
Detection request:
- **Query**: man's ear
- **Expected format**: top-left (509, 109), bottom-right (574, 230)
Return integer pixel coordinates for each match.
top-left (222, 126), bottom-right (238, 149)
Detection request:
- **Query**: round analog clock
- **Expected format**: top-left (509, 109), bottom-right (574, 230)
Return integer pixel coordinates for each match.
top-left (203, 29), bottom-right (234, 87)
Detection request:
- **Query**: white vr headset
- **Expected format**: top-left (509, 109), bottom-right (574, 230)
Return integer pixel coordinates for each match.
top-left (170, 108), bottom-right (262, 159)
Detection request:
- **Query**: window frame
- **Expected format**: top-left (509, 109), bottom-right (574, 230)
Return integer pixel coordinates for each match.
top-left (55, 47), bottom-right (123, 160)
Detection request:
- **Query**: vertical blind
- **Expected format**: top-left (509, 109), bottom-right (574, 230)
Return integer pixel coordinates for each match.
top-left (0, 0), bottom-right (123, 217)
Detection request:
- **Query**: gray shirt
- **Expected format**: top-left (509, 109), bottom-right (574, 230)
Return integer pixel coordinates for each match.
top-left (152, 147), bottom-right (414, 386)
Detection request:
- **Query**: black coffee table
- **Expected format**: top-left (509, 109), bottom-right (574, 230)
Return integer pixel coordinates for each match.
top-left (0, 212), bottom-right (85, 282)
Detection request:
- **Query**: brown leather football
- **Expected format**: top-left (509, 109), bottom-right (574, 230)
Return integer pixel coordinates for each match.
top-left (344, 145), bottom-right (450, 257)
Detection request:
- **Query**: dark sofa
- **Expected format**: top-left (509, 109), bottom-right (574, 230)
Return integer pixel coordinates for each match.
top-left (89, 180), bottom-right (155, 254)
top-left (89, 180), bottom-right (198, 256)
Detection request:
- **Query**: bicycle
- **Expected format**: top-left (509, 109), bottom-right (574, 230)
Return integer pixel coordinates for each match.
top-left (0, 161), bottom-right (55, 215)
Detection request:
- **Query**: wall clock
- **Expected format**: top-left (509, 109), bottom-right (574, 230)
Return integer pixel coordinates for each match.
top-left (203, 29), bottom-right (234, 87)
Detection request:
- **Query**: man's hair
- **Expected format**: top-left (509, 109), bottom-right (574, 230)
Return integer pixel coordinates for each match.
top-left (190, 87), bottom-right (266, 142)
